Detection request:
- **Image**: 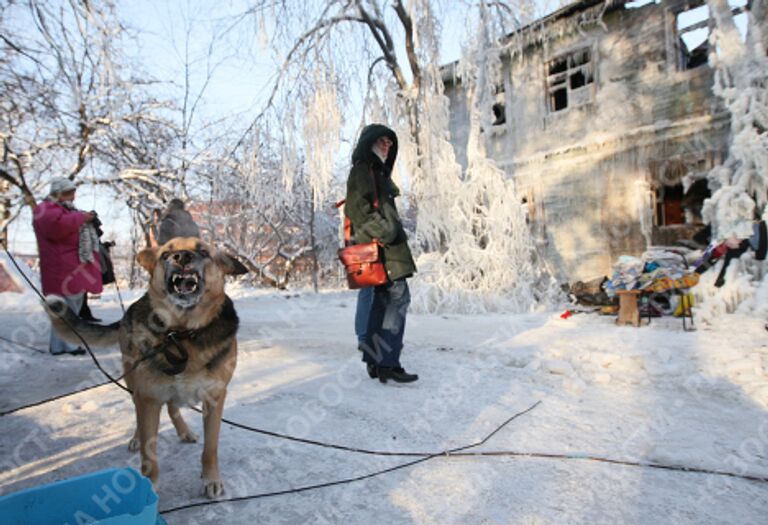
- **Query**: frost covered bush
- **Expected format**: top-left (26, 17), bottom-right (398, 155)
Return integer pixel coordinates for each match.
top-left (696, 0), bottom-right (768, 319)
top-left (403, 3), bottom-right (559, 313)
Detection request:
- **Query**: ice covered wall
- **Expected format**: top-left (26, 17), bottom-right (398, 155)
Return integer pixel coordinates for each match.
top-left (303, 68), bottom-right (343, 209)
top-left (444, 1), bottom-right (731, 283)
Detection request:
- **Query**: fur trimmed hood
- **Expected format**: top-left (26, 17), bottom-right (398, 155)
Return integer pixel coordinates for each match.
top-left (351, 124), bottom-right (398, 174)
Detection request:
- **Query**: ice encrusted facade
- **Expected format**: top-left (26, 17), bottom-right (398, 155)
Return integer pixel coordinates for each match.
top-left (444, 0), bottom-right (764, 283)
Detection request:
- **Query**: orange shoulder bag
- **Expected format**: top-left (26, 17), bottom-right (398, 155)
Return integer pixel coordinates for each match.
top-left (336, 169), bottom-right (388, 289)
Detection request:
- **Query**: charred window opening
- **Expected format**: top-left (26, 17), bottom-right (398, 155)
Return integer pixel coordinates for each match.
top-left (547, 47), bottom-right (594, 113)
top-left (492, 103), bottom-right (506, 125)
top-left (656, 184), bottom-right (685, 225)
top-left (492, 83), bottom-right (506, 126)
top-left (551, 88), bottom-right (568, 111)
top-left (570, 70), bottom-right (587, 89)
top-left (650, 157), bottom-right (715, 246)
top-left (676, 4), bottom-right (710, 70)
top-left (681, 178), bottom-right (711, 224)
top-left (654, 179), bottom-right (711, 226)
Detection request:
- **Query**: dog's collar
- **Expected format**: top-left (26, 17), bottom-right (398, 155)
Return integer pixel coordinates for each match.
top-left (157, 330), bottom-right (195, 376)
top-left (143, 295), bottom-right (239, 376)
top-left (165, 329), bottom-right (198, 341)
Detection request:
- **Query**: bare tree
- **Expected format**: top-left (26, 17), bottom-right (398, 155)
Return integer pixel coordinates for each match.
top-left (199, 128), bottom-right (337, 289)
top-left (223, 0), bottom-right (554, 306)
top-left (0, 0), bottom-right (180, 246)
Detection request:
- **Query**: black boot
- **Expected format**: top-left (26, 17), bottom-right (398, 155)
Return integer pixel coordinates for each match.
top-left (378, 367), bottom-right (418, 384)
top-left (366, 363), bottom-right (378, 379)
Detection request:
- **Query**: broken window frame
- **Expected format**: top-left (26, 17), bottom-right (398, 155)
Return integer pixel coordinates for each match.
top-left (672, 1), bottom-right (749, 71)
top-left (545, 45), bottom-right (596, 114)
top-left (650, 156), bottom-right (712, 228)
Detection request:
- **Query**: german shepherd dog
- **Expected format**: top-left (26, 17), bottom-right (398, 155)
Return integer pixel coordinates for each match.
top-left (45, 237), bottom-right (248, 498)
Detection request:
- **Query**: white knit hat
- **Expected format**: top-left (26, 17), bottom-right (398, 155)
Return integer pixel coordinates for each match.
top-left (49, 177), bottom-right (77, 195)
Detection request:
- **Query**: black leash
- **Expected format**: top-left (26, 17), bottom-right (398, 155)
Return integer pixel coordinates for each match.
top-left (113, 274), bottom-right (126, 316)
top-left (158, 331), bottom-right (190, 375)
top-left (1, 246), bottom-right (158, 398)
top-left (160, 399), bottom-right (768, 516)
top-left (448, 450), bottom-right (768, 484)
top-left (0, 334), bottom-right (47, 354)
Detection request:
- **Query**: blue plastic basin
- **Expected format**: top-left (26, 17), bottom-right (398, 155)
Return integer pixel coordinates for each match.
top-left (0, 467), bottom-right (167, 525)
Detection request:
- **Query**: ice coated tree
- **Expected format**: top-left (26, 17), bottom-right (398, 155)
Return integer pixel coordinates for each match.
top-left (675, 0), bottom-right (768, 320)
top-left (0, 0), bottom-right (179, 246)
top-left (200, 127), bottom-right (338, 289)
top-left (703, 0), bottom-right (768, 240)
top-left (411, 1), bottom-right (551, 312)
top-left (238, 0), bottom-right (555, 311)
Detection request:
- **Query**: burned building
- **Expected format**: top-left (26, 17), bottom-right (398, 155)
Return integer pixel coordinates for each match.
top-left (444, 0), bottom-right (756, 282)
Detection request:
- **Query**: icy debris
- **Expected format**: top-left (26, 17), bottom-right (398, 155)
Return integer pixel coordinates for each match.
top-left (543, 359), bottom-right (575, 376)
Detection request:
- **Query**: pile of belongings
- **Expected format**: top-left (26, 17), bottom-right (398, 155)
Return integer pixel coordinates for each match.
top-left (603, 249), bottom-right (699, 317)
top-left (565, 276), bottom-right (613, 307)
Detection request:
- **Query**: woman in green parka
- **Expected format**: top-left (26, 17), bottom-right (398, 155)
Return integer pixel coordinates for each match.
top-left (345, 123), bottom-right (418, 383)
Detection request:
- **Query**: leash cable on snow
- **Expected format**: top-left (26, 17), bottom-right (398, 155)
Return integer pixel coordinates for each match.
top-left (2, 247), bottom-right (767, 515)
top-left (0, 333), bottom-right (48, 354)
top-left (1, 247), bottom-right (163, 403)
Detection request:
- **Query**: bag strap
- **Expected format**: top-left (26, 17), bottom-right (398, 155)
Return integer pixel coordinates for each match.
top-left (338, 166), bottom-right (380, 247)
top-left (369, 167), bottom-right (379, 210)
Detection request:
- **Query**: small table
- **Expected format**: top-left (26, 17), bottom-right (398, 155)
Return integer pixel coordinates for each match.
top-left (616, 290), bottom-right (642, 327)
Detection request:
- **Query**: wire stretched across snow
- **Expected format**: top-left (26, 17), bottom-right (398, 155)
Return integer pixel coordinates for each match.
top-left (3, 247), bottom-right (767, 509)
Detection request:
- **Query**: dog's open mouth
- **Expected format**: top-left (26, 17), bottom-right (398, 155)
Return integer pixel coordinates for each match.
top-left (166, 270), bottom-right (204, 307)
top-left (171, 272), bottom-right (200, 295)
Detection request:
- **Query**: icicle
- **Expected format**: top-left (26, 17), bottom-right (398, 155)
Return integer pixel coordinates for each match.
top-left (258, 16), bottom-right (269, 50)
top-left (303, 67), bottom-right (342, 209)
top-left (635, 179), bottom-right (653, 248)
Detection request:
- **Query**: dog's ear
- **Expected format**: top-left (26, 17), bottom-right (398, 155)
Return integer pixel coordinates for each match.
top-left (136, 247), bottom-right (158, 273)
top-left (214, 252), bottom-right (249, 275)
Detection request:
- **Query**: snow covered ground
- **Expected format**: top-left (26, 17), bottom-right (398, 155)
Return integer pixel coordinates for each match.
top-left (1, 287), bottom-right (768, 524)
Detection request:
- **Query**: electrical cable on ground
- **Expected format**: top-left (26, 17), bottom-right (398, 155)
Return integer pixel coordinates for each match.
top-left (3, 246), bottom-right (767, 511)
top-left (159, 401), bottom-right (539, 515)
top-left (1, 380), bottom-right (112, 416)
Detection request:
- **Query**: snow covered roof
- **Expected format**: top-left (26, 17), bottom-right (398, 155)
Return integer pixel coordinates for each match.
top-left (441, 0), bottom-right (628, 84)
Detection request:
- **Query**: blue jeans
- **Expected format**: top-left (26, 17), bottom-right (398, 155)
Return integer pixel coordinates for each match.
top-left (49, 292), bottom-right (84, 354)
top-left (355, 287), bottom-right (374, 346)
top-left (359, 280), bottom-right (410, 368)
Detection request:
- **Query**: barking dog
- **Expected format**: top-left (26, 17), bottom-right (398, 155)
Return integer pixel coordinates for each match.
top-left (46, 237), bottom-right (247, 498)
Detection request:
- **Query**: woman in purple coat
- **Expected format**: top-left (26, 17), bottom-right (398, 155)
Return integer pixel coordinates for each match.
top-left (33, 177), bottom-right (102, 355)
